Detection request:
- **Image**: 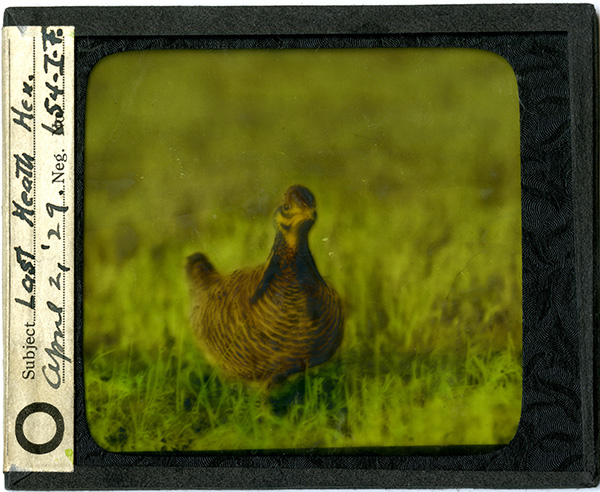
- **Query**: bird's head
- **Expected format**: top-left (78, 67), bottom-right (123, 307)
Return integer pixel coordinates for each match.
top-left (274, 185), bottom-right (317, 239)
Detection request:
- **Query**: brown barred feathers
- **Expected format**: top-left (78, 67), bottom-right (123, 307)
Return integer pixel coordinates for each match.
top-left (186, 185), bottom-right (344, 385)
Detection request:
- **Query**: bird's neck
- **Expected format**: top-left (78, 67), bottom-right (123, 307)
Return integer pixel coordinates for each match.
top-left (251, 230), bottom-right (321, 304)
top-left (269, 230), bottom-right (320, 279)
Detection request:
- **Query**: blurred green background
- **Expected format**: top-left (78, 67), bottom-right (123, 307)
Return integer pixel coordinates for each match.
top-left (84, 48), bottom-right (522, 452)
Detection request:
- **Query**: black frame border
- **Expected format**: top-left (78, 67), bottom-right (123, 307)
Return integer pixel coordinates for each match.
top-left (3, 4), bottom-right (599, 489)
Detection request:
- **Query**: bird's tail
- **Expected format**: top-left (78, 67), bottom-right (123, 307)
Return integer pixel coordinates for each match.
top-left (186, 252), bottom-right (221, 293)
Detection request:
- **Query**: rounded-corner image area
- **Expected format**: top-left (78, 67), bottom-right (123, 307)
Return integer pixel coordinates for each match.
top-left (83, 47), bottom-right (523, 453)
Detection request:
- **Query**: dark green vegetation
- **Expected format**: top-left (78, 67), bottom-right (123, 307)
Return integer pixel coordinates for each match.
top-left (84, 48), bottom-right (522, 452)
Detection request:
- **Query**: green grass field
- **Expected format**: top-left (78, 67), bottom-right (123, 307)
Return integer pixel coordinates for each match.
top-left (84, 48), bottom-right (522, 452)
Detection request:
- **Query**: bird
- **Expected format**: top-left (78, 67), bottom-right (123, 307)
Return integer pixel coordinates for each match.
top-left (186, 185), bottom-right (344, 385)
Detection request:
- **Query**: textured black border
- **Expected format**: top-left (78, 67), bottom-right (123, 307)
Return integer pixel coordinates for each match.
top-left (3, 4), bottom-right (599, 490)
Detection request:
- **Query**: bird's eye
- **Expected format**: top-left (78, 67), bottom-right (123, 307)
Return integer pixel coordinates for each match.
top-left (282, 204), bottom-right (290, 211)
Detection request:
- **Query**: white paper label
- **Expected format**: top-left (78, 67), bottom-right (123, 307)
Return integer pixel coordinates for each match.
top-left (3, 25), bottom-right (75, 473)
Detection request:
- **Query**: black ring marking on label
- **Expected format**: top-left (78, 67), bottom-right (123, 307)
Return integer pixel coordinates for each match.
top-left (15, 402), bottom-right (64, 455)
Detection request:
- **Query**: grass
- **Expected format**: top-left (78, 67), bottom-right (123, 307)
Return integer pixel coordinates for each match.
top-left (83, 47), bottom-right (523, 452)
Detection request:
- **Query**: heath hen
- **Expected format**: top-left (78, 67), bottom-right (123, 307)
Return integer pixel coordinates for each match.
top-left (186, 185), bottom-right (343, 384)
